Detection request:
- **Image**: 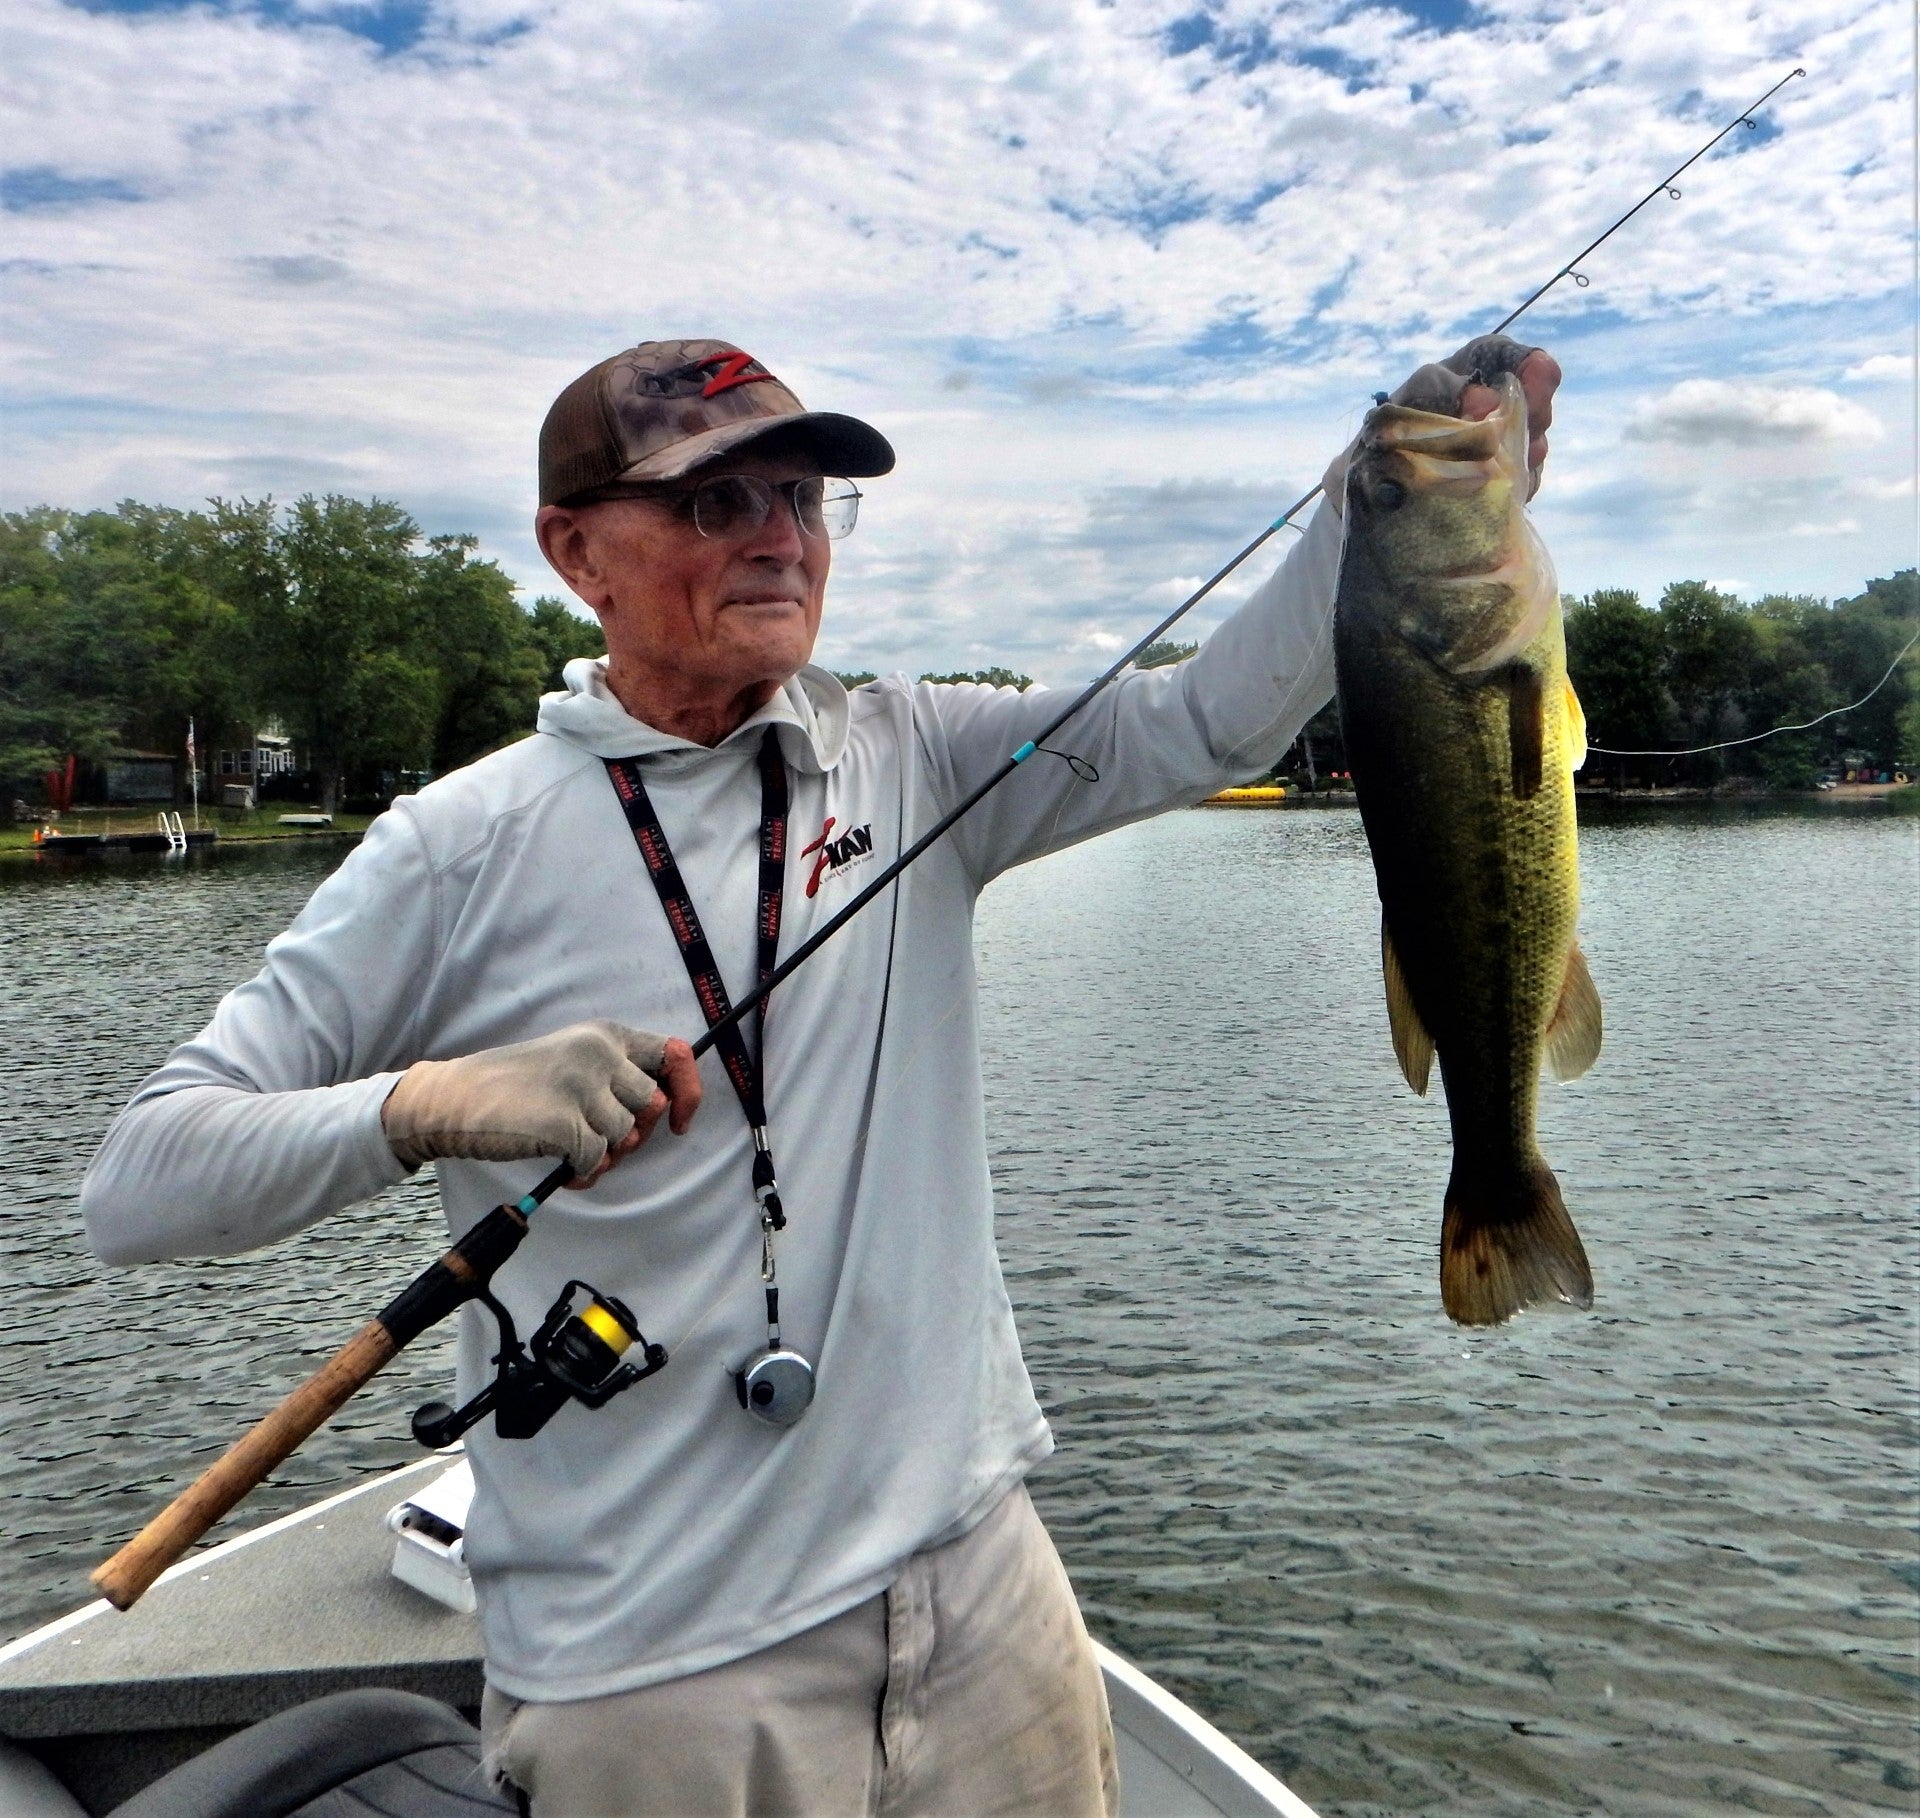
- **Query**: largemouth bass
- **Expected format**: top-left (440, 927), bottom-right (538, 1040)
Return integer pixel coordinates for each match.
top-left (1333, 371), bottom-right (1600, 1326)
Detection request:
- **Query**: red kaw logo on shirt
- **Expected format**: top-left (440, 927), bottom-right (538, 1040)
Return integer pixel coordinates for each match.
top-left (800, 816), bottom-right (874, 898)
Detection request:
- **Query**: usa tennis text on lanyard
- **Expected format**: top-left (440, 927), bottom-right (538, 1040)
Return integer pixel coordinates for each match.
top-left (605, 728), bottom-right (817, 1428)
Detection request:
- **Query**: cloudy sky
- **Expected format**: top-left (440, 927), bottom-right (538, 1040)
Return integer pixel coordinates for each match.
top-left (4, 0), bottom-right (1913, 682)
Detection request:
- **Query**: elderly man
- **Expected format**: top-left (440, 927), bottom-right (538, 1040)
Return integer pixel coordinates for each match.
top-left (83, 336), bottom-right (1558, 1815)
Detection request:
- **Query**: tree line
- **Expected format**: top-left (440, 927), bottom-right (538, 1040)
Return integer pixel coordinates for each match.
top-left (1285, 573), bottom-right (1918, 791)
top-left (832, 644), bottom-right (1194, 693)
top-left (1, 497), bottom-right (604, 811)
top-left (4, 496), bottom-right (1913, 813)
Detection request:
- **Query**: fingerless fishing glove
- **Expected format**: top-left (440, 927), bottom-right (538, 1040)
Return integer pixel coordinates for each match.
top-left (382, 1020), bottom-right (674, 1175)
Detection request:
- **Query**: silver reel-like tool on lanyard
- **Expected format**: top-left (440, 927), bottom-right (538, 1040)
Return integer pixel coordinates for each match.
top-left (605, 728), bottom-right (816, 1428)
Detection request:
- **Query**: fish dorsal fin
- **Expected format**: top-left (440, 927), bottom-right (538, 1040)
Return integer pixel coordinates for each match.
top-left (1544, 943), bottom-right (1603, 1081)
top-left (1382, 918), bottom-right (1435, 1095)
top-left (1564, 677), bottom-right (1588, 773)
top-left (1508, 664), bottom-right (1544, 800)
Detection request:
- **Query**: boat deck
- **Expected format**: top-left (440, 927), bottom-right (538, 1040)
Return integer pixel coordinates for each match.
top-left (0, 1457), bottom-right (1316, 1817)
top-left (0, 1460), bottom-right (467, 1811)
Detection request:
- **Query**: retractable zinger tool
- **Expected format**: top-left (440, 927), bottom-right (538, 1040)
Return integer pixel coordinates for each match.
top-left (92, 66), bottom-right (1805, 1610)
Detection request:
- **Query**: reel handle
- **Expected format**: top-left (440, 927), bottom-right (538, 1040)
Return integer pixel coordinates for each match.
top-left (91, 1318), bottom-right (398, 1610)
top-left (91, 1197), bottom-right (542, 1611)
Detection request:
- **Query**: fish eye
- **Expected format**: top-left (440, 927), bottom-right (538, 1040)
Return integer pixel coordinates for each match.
top-left (1371, 479), bottom-right (1407, 511)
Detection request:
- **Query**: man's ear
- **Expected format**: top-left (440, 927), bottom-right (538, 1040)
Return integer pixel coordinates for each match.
top-left (535, 504), bottom-right (610, 612)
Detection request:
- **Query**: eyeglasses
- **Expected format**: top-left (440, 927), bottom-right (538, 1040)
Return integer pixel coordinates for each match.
top-left (662, 474), bottom-right (863, 542)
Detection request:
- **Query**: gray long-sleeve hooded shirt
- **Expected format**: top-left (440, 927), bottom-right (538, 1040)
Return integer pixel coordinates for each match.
top-left (80, 500), bottom-right (1341, 1701)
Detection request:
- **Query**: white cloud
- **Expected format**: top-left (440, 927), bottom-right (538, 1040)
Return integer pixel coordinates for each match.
top-left (1785, 517), bottom-right (1862, 537)
top-left (0, 0), bottom-right (1912, 675)
top-left (1852, 473), bottom-right (1917, 501)
top-left (1622, 380), bottom-right (1885, 447)
top-left (1843, 353), bottom-right (1912, 383)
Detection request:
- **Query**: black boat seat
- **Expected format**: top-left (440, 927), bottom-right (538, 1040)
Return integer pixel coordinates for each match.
top-left (0, 1738), bottom-right (89, 1817)
top-left (107, 1689), bottom-right (517, 1818)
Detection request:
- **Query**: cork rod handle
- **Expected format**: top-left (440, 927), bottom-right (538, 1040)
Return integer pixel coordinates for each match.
top-left (91, 1319), bottom-right (398, 1611)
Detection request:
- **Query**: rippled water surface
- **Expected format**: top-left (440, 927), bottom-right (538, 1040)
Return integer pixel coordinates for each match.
top-left (3, 807), bottom-right (1916, 1815)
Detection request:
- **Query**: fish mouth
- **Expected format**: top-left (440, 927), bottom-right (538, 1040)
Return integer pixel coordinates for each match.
top-left (1349, 373), bottom-right (1552, 673)
top-left (1360, 373), bottom-right (1529, 500)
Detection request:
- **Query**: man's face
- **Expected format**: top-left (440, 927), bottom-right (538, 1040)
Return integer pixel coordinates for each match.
top-left (542, 454), bottom-right (831, 705)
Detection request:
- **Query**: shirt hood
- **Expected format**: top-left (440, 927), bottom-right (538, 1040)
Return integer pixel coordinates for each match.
top-left (535, 656), bottom-right (850, 774)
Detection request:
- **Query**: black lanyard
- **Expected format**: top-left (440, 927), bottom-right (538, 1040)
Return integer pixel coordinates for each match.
top-left (604, 726), bottom-right (789, 1234)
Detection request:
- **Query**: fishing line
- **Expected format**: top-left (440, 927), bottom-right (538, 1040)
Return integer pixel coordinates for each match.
top-left (1587, 627), bottom-right (1919, 757)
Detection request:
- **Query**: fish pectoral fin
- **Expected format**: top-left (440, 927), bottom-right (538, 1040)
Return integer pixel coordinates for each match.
top-left (1507, 663), bottom-right (1545, 800)
top-left (1544, 943), bottom-right (1603, 1081)
top-left (1564, 677), bottom-right (1588, 773)
top-left (1381, 919), bottom-right (1435, 1096)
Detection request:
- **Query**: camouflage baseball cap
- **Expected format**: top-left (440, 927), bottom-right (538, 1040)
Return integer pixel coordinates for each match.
top-left (539, 338), bottom-right (895, 507)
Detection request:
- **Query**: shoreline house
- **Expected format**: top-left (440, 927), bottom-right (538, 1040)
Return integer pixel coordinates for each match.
top-left (211, 724), bottom-right (299, 806)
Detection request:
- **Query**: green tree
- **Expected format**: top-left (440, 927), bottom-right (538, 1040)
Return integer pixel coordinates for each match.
top-left (1812, 572), bottom-right (1918, 772)
top-left (526, 597), bottom-right (606, 692)
top-left (0, 504), bottom-right (258, 798)
top-left (1658, 580), bottom-right (1756, 780)
top-left (416, 537), bottom-right (544, 773)
top-left (100, 503), bottom-right (260, 759)
top-left (830, 670), bottom-right (878, 689)
top-left (1743, 595), bottom-right (1838, 789)
top-left (1135, 639), bottom-right (1198, 669)
top-left (1897, 691), bottom-right (1920, 770)
top-left (1564, 588), bottom-right (1669, 787)
top-left (244, 495), bottom-right (437, 810)
top-left (0, 509), bottom-right (119, 791)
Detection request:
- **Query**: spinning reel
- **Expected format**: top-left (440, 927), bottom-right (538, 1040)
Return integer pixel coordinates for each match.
top-left (411, 1279), bottom-right (667, 1447)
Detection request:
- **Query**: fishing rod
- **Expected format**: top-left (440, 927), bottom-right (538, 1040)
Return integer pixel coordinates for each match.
top-left (1487, 64), bottom-right (1806, 336)
top-left (93, 65), bottom-right (1808, 1611)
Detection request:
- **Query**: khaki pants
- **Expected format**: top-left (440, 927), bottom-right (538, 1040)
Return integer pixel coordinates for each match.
top-left (481, 1484), bottom-right (1118, 1817)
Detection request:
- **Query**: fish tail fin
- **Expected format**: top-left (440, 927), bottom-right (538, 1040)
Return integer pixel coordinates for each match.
top-left (1440, 1155), bottom-right (1593, 1326)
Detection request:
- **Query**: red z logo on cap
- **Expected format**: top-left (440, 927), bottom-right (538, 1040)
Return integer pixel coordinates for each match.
top-left (696, 351), bottom-right (777, 398)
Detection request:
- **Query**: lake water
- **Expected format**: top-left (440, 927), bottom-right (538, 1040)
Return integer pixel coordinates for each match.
top-left (1, 805), bottom-right (1915, 1815)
